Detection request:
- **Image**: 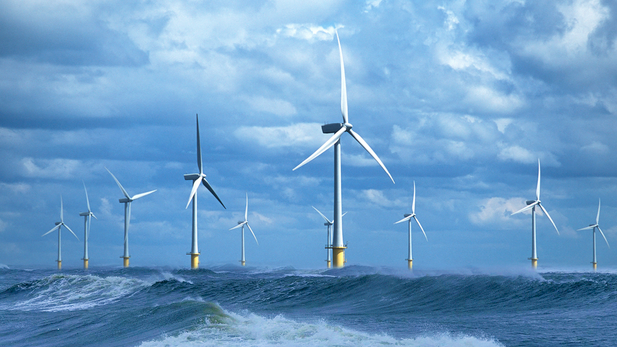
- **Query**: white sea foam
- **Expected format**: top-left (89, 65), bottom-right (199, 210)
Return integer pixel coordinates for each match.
top-left (8, 274), bottom-right (150, 312)
top-left (139, 308), bottom-right (504, 347)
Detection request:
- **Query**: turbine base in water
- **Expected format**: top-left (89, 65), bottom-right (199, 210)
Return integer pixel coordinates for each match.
top-left (531, 258), bottom-right (538, 269)
top-left (188, 253), bottom-right (200, 269)
top-left (83, 259), bottom-right (89, 270)
top-left (241, 260), bottom-right (246, 266)
top-left (332, 247), bottom-right (346, 268)
top-left (57, 260), bottom-right (62, 270)
top-left (593, 262), bottom-right (597, 271)
top-left (407, 259), bottom-right (413, 270)
top-left (326, 260), bottom-right (331, 268)
top-left (122, 256), bottom-right (130, 268)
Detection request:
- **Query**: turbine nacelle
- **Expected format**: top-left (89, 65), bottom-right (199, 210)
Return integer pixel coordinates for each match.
top-left (404, 213), bottom-right (412, 218)
top-left (526, 200), bottom-right (536, 205)
top-left (184, 173), bottom-right (202, 181)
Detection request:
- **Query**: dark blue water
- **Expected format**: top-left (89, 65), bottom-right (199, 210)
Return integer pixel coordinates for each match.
top-left (0, 265), bottom-right (615, 346)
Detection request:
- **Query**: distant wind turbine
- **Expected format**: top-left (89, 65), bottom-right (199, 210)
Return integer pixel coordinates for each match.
top-left (184, 114), bottom-right (226, 269)
top-left (43, 196), bottom-right (79, 270)
top-left (79, 182), bottom-right (97, 270)
top-left (293, 30), bottom-right (395, 268)
top-left (394, 181), bottom-right (427, 270)
top-left (512, 159), bottom-right (559, 269)
top-left (312, 206), bottom-right (347, 268)
top-left (106, 168), bottom-right (156, 268)
top-left (229, 193), bottom-right (258, 266)
top-left (577, 198), bottom-right (610, 271)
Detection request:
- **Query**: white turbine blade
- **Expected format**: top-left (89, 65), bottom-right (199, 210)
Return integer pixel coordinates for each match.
top-left (412, 181), bottom-right (416, 214)
top-left (63, 223), bottom-right (80, 241)
top-left (577, 225), bottom-right (595, 231)
top-left (244, 193), bottom-right (248, 221)
top-left (342, 211), bottom-right (348, 217)
top-left (83, 181), bottom-right (91, 212)
top-left (230, 221), bottom-right (246, 231)
top-left (132, 189), bottom-right (157, 200)
top-left (597, 226), bottom-right (610, 248)
top-left (596, 198), bottom-right (601, 225)
top-left (106, 167), bottom-right (131, 199)
top-left (348, 129), bottom-right (395, 183)
top-left (394, 215), bottom-right (412, 224)
top-left (312, 206), bottom-right (332, 224)
top-left (196, 114), bottom-right (203, 175)
top-left (414, 216), bottom-right (428, 241)
top-left (293, 126), bottom-right (346, 171)
top-left (536, 159), bottom-right (541, 201)
top-left (335, 30), bottom-right (348, 124)
top-left (538, 203), bottom-right (560, 235)
top-left (91, 212), bottom-right (98, 220)
top-left (42, 224), bottom-right (60, 237)
top-left (60, 196), bottom-right (64, 222)
top-left (511, 201), bottom-right (538, 215)
top-left (246, 223), bottom-right (259, 245)
top-left (186, 178), bottom-right (201, 209)
top-left (202, 177), bottom-right (226, 209)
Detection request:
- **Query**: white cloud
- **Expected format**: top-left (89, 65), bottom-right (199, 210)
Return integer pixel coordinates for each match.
top-left (470, 197), bottom-right (527, 225)
top-left (247, 96), bottom-right (297, 117)
top-left (580, 141), bottom-right (609, 154)
top-left (234, 123), bottom-right (326, 149)
top-left (21, 157), bottom-right (82, 179)
top-left (277, 24), bottom-right (336, 42)
top-left (498, 146), bottom-right (536, 164)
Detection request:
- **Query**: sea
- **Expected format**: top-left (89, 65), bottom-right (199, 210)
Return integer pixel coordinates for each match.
top-left (0, 264), bottom-right (615, 346)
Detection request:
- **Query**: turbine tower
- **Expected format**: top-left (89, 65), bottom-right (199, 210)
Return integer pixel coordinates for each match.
top-left (577, 198), bottom-right (610, 270)
top-left (512, 159), bottom-right (559, 269)
top-left (229, 193), bottom-right (258, 266)
top-left (79, 182), bottom-right (97, 269)
top-left (293, 30), bottom-right (395, 268)
top-left (394, 181), bottom-right (427, 270)
top-left (184, 114), bottom-right (226, 269)
top-left (106, 168), bottom-right (156, 268)
top-left (313, 206), bottom-right (333, 268)
top-left (43, 196), bottom-right (79, 270)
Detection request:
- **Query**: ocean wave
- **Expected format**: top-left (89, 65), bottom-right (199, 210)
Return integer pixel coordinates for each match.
top-left (139, 304), bottom-right (504, 347)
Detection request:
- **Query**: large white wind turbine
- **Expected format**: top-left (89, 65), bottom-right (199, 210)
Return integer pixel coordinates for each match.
top-left (394, 181), bottom-right (427, 270)
top-left (293, 30), bottom-right (395, 268)
top-left (79, 182), bottom-right (97, 270)
top-left (577, 198), bottom-right (610, 271)
top-left (512, 159), bottom-right (559, 269)
top-left (229, 193), bottom-right (258, 266)
top-left (43, 196), bottom-right (79, 270)
top-left (106, 168), bottom-right (156, 268)
top-left (184, 114), bottom-right (226, 269)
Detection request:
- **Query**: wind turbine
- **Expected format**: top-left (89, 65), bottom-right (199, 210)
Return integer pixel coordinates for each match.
top-left (312, 206), bottom-right (348, 268)
top-left (512, 159), bottom-right (559, 269)
top-left (394, 181), bottom-right (427, 270)
top-left (577, 198), bottom-right (610, 271)
top-left (106, 168), bottom-right (156, 268)
top-left (293, 30), bottom-right (395, 268)
top-left (184, 114), bottom-right (226, 269)
top-left (79, 182), bottom-right (97, 269)
top-left (229, 193), bottom-right (258, 266)
top-left (43, 196), bottom-right (79, 270)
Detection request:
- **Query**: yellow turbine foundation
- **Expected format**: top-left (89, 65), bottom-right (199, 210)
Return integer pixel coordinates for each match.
top-left (57, 260), bottom-right (62, 270)
top-left (531, 258), bottom-right (538, 269)
top-left (332, 247), bottom-right (346, 268)
top-left (122, 257), bottom-right (130, 268)
top-left (189, 253), bottom-right (200, 269)
top-left (326, 260), bottom-right (331, 268)
top-left (83, 259), bottom-right (89, 270)
top-left (593, 262), bottom-right (597, 271)
top-left (407, 259), bottom-right (413, 270)
top-left (241, 261), bottom-right (246, 266)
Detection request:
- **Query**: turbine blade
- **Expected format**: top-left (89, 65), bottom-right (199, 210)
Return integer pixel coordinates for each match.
top-left (577, 225), bottom-right (595, 231)
top-left (342, 211), bottom-right (348, 217)
top-left (202, 177), bottom-right (226, 209)
top-left (538, 203), bottom-right (560, 235)
top-left (230, 221), bottom-right (246, 231)
top-left (196, 114), bottom-right (203, 175)
top-left (596, 198), bottom-right (601, 225)
top-left (132, 189), bottom-right (157, 200)
top-left (42, 224), bottom-right (60, 237)
top-left (511, 201), bottom-right (538, 215)
top-left (247, 223), bottom-right (259, 245)
top-left (186, 178), bottom-right (201, 209)
top-left (83, 181), bottom-right (91, 212)
top-left (63, 223), bottom-right (80, 241)
top-left (348, 129), bottom-right (395, 184)
top-left (106, 167), bottom-right (131, 199)
top-left (412, 181), bottom-right (416, 214)
top-left (312, 206), bottom-right (332, 224)
top-left (335, 30), bottom-right (348, 124)
top-left (244, 193), bottom-right (248, 221)
top-left (88, 215), bottom-right (92, 239)
top-left (394, 215), bottom-right (412, 224)
top-left (597, 226), bottom-right (610, 248)
top-left (91, 213), bottom-right (98, 220)
top-left (414, 216), bottom-right (428, 241)
top-left (293, 126), bottom-right (346, 171)
top-left (60, 196), bottom-right (64, 222)
top-left (536, 159), bottom-right (541, 201)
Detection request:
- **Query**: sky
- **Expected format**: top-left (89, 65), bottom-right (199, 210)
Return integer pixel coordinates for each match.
top-left (1, 0), bottom-right (617, 270)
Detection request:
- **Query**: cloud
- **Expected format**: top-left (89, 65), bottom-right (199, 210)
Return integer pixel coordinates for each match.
top-left (246, 96), bottom-right (297, 117)
top-left (234, 123), bottom-right (326, 149)
top-left (470, 197), bottom-right (527, 226)
top-left (498, 146), bottom-right (536, 164)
